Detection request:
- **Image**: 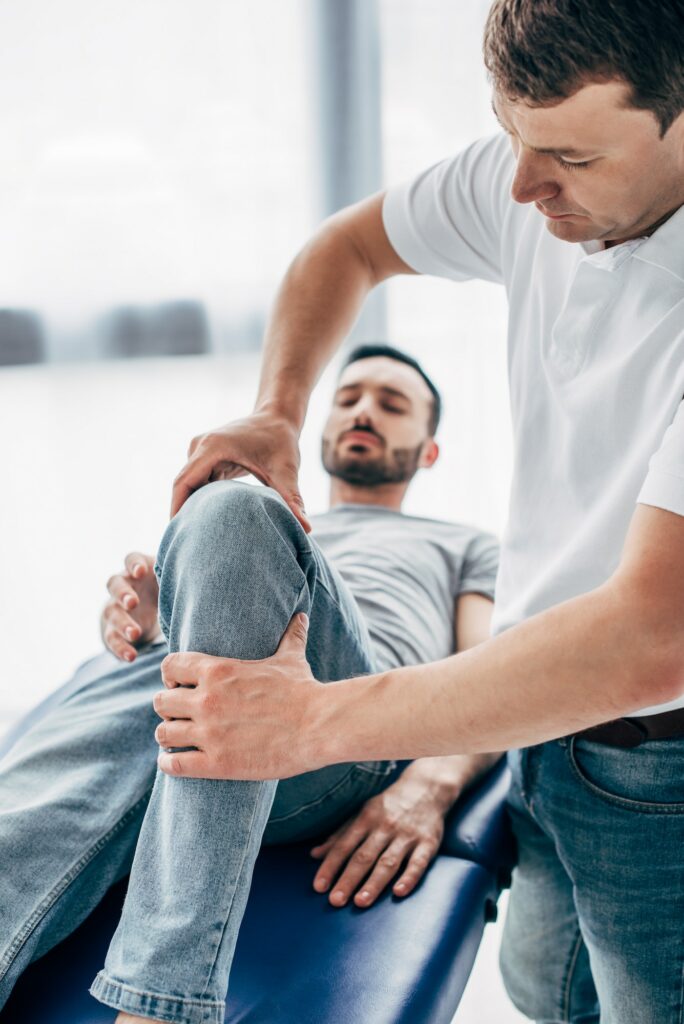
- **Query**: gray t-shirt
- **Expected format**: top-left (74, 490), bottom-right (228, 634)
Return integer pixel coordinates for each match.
top-left (310, 504), bottom-right (499, 673)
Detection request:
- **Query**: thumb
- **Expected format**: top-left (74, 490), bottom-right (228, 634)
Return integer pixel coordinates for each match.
top-left (276, 612), bottom-right (309, 657)
top-left (286, 488), bottom-right (312, 534)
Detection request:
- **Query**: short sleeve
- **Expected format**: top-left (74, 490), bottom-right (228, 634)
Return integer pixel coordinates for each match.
top-left (638, 399), bottom-right (684, 516)
top-left (382, 132), bottom-right (514, 285)
top-left (458, 532), bottom-right (500, 600)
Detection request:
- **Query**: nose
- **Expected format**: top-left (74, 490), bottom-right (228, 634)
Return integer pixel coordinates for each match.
top-left (352, 394), bottom-right (375, 422)
top-left (510, 148), bottom-right (561, 206)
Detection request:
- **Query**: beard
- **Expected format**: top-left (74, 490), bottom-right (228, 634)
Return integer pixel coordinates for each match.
top-left (321, 438), bottom-right (424, 487)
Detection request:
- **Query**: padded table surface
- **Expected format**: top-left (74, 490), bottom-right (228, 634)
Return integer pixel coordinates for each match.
top-left (3, 845), bottom-right (499, 1024)
top-left (1, 676), bottom-right (514, 1024)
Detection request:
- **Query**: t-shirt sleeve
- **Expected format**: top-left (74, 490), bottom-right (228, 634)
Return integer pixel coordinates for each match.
top-left (382, 132), bottom-right (514, 285)
top-left (638, 399), bottom-right (684, 516)
top-left (457, 531), bottom-right (500, 600)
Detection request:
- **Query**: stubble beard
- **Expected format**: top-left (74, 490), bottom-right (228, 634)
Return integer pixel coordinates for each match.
top-left (321, 439), bottom-right (424, 487)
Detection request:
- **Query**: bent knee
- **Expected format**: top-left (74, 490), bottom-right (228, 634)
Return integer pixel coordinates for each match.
top-left (181, 480), bottom-right (296, 534)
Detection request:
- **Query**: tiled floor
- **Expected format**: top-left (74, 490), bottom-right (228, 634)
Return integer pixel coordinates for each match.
top-left (1, 354), bottom-right (526, 1022)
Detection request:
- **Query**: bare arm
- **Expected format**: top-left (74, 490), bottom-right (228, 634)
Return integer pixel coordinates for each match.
top-left (255, 192), bottom-right (414, 427)
top-left (316, 504), bottom-right (684, 763)
top-left (170, 193), bottom-right (414, 520)
top-left (308, 593), bottom-right (499, 908)
top-left (155, 504), bottom-right (684, 781)
top-left (394, 593), bottom-right (502, 798)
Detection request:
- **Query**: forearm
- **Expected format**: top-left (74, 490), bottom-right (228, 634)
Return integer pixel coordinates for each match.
top-left (317, 580), bottom-right (683, 764)
top-left (255, 222), bottom-right (378, 430)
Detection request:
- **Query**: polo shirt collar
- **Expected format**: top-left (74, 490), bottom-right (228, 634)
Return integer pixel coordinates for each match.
top-left (633, 202), bottom-right (684, 282)
top-left (578, 203), bottom-right (684, 281)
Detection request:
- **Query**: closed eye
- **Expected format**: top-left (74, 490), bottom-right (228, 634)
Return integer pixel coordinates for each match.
top-left (556, 156), bottom-right (593, 171)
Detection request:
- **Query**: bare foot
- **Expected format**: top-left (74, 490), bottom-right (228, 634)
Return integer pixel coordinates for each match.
top-left (115, 1014), bottom-right (164, 1024)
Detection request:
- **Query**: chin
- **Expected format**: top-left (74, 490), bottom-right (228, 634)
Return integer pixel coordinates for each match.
top-left (543, 217), bottom-right (605, 244)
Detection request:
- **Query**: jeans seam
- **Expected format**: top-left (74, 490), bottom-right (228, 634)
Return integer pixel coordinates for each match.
top-left (561, 928), bottom-right (585, 1022)
top-left (267, 765), bottom-right (358, 825)
top-left (0, 787), bottom-right (154, 981)
top-left (354, 762), bottom-right (394, 776)
top-left (198, 780), bottom-right (268, 1004)
top-left (312, 576), bottom-right (375, 677)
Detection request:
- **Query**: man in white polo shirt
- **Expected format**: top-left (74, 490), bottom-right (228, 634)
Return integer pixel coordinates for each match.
top-left (154, 1), bottom-right (684, 1020)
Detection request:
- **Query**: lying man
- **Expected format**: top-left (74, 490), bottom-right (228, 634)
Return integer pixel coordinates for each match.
top-left (0, 343), bottom-right (501, 1023)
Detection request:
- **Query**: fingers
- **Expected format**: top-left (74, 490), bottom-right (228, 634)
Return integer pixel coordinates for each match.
top-left (323, 831), bottom-right (391, 907)
top-left (352, 837), bottom-right (414, 907)
top-left (170, 450), bottom-right (223, 518)
top-left (310, 824), bottom-right (346, 859)
top-left (103, 623), bottom-right (138, 662)
top-left (155, 719), bottom-right (200, 749)
top-left (287, 490), bottom-right (312, 534)
top-left (161, 651), bottom-right (217, 687)
top-left (312, 829), bottom-right (438, 908)
top-left (311, 821), bottom-right (364, 891)
top-left (153, 687), bottom-right (195, 719)
top-left (158, 750), bottom-right (211, 778)
top-left (391, 841), bottom-right (437, 898)
top-left (106, 572), bottom-right (139, 610)
top-left (102, 603), bottom-right (142, 661)
top-left (124, 551), bottom-right (153, 579)
top-left (275, 613), bottom-right (309, 656)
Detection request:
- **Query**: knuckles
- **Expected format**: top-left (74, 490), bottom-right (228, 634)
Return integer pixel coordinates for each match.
top-left (351, 848), bottom-right (374, 867)
top-left (196, 690), bottom-right (215, 715)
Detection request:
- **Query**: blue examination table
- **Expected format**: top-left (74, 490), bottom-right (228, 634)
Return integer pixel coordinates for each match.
top-left (1, 688), bottom-right (514, 1023)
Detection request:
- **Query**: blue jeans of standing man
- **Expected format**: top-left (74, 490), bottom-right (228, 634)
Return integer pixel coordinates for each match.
top-left (0, 481), bottom-right (396, 1023)
top-left (500, 736), bottom-right (684, 1023)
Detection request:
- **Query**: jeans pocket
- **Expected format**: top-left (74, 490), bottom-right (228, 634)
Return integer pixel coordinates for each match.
top-left (567, 735), bottom-right (684, 813)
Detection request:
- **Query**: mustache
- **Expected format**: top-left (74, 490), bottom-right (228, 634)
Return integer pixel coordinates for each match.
top-left (338, 424), bottom-right (385, 445)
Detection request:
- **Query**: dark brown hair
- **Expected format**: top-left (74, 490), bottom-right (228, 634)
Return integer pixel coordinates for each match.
top-left (483, 0), bottom-right (684, 136)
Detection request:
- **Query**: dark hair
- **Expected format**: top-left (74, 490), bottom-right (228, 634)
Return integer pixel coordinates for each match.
top-left (483, 0), bottom-right (684, 137)
top-left (341, 343), bottom-right (442, 435)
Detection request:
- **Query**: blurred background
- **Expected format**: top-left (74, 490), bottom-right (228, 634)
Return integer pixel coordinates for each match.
top-left (0, 2), bottom-right (520, 1019)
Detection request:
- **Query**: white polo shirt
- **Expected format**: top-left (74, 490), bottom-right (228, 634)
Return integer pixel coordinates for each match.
top-left (383, 132), bottom-right (684, 715)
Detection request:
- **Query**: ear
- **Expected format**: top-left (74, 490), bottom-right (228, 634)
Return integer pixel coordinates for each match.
top-left (419, 438), bottom-right (439, 469)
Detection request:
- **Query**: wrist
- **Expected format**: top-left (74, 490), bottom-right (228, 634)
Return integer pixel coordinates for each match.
top-left (307, 673), bottom-right (383, 769)
top-left (401, 753), bottom-right (502, 812)
top-left (253, 397), bottom-right (306, 434)
top-left (400, 759), bottom-right (466, 813)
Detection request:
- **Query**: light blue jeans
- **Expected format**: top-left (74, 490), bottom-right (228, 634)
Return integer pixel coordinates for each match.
top-left (500, 737), bottom-right (684, 1023)
top-left (0, 482), bottom-right (397, 1022)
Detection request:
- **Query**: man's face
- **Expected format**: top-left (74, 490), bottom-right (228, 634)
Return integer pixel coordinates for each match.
top-left (493, 81), bottom-right (684, 244)
top-left (321, 356), bottom-right (437, 487)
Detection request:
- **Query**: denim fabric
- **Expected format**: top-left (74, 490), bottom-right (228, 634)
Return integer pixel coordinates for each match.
top-left (500, 737), bottom-right (684, 1023)
top-left (0, 482), bottom-right (396, 1022)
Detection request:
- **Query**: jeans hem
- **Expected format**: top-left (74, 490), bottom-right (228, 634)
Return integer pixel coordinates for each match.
top-left (89, 972), bottom-right (225, 1024)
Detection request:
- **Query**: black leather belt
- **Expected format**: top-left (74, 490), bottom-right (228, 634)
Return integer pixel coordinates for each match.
top-left (575, 706), bottom-right (684, 748)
